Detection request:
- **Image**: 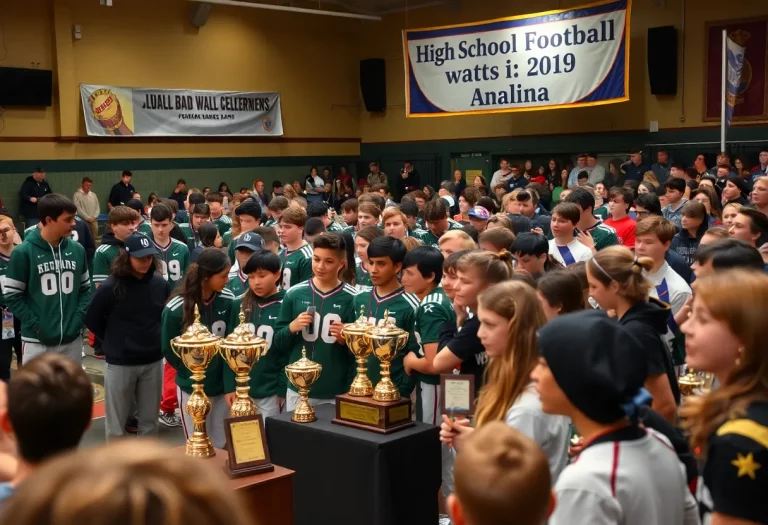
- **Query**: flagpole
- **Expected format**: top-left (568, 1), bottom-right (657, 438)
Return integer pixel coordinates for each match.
top-left (721, 29), bottom-right (727, 152)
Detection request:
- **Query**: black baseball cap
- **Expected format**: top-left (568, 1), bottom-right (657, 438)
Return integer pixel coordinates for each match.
top-left (124, 233), bottom-right (158, 258)
top-left (235, 232), bottom-right (265, 253)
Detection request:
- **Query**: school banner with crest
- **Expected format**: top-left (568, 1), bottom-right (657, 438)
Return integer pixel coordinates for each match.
top-left (80, 84), bottom-right (283, 136)
top-left (403, 0), bottom-right (630, 117)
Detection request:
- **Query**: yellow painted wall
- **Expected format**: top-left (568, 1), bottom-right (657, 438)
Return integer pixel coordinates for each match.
top-left (1, 0), bottom-right (363, 159)
top-left (359, 0), bottom-right (768, 143)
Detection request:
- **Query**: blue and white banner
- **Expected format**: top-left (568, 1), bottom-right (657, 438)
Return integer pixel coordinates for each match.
top-left (403, 0), bottom-right (630, 117)
top-left (725, 35), bottom-right (746, 128)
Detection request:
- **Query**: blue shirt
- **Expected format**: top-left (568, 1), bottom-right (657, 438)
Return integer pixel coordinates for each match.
top-left (624, 162), bottom-right (650, 182)
top-left (506, 174), bottom-right (529, 192)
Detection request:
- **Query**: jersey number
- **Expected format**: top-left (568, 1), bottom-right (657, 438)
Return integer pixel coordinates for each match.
top-left (41, 271), bottom-right (74, 296)
top-left (415, 331), bottom-right (424, 357)
top-left (245, 323), bottom-right (274, 350)
top-left (211, 320), bottom-right (227, 337)
top-left (282, 268), bottom-right (292, 290)
top-left (303, 313), bottom-right (341, 344)
top-left (161, 260), bottom-right (182, 282)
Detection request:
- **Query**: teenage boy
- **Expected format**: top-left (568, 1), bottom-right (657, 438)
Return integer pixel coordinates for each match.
top-left (2, 195), bottom-right (91, 363)
top-left (206, 192), bottom-right (232, 239)
top-left (276, 233), bottom-right (358, 411)
top-left (278, 206), bottom-right (313, 290)
top-left (264, 196), bottom-right (290, 228)
top-left (254, 226), bottom-right (280, 255)
top-left (226, 251), bottom-right (291, 418)
top-left (565, 188), bottom-right (619, 251)
top-left (477, 227), bottom-right (515, 253)
top-left (307, 201), bottom-right (343, 233)
top-left (93, 206), bottom-right (139, 286)
top-left (399, 199), bottom-right (425, 236)
top-left (516, 190), bottom-right (551, 236)
top-left (176, 191), bottom-right (204, 225)
top-left (661, 178), bottom-right (688, 228)
top-left (604, 186), bottom-right (637, 248)
top-left (467, 206), bottom-right (490, 233)
top-left (178, 203), bottom-right (211, 249)
top-left (421, 199), bottom-right (464, 247)
top-left (227, 232), bottom-right (265, 298)
top-left (532, 311), bottom-right (698, 525)
top-left (0, 353), bottom-right (92, 502)
top-left (356, 202), bottom-right (382, 230)
top-left (157, 198), bottom-right (191, 247)
top-left (226, 201), bottom-right (262, 264)
top-left (149, 203), bottom-right (190, 291)
top-left (304, 218), bottom-right (326, 244)
top-left (401, 246), bottom-right (455, 425)
top-left (548, 203), bottom-right (593, 267)
top-left (354, 236), bottom-right (419, 399)
top-left (729, 208), bottom-right (768, 248)
top-left (341, 199), bottom-right (358, 233)
top-left (511, 232), bottom-right (562, 279)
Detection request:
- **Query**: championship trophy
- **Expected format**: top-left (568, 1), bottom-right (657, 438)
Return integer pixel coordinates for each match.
top-left (333, 310), bottom-right (415, 433)
top-left (285, 347), bottom-right (323, 423)
top-left (219, 309), bottom-right (268, 417)
top-left (340, 306), bottom-right (375, 396)
top-left (170, 305), bottom-right (222, 458)
top-left (678, 368), bottom-right (706, 398)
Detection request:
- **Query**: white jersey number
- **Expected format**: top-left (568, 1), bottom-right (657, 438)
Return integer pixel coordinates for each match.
top-left (244, 323), bottom-right (275, 350)
top-left (211, 320), bottom-right (227, 337)
top-left (41, 271), bottom-right (74, 296)
top-left (303, 313), bottom-right (341, 344)
top-left (282, 268), bottom-right (292, 290)
top-left (160, 260), bottom-right (183, 282)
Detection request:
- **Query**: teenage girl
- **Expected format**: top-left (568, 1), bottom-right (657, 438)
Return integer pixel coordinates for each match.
top-left (353, 225), bottom-right (383, 291)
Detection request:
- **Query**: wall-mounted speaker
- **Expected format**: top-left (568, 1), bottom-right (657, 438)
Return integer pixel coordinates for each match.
top-left (360, 59), bottom-right (386, 112)
top-left (647, 26), bottom-right (678, 95)
top-left (190, 2), bottom-right (212, 28)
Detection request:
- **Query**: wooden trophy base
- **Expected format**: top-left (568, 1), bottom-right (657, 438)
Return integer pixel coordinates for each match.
top-left (332, 393), bottom-right (415, 434)
top-left (225, 459), bottom-right (275, 479)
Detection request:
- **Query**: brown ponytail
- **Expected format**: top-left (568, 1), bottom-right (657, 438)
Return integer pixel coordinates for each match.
top-left (587, 246), bottom-right (654, 304)
top-left (456, 250), bottom-right (513, 285)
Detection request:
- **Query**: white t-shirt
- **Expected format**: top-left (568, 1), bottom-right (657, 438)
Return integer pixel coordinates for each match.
top-left (549, 238), bottom-right (594, 267)
top-left (646, 262), bottom-right (691, 316)
top-left (550, 428), bottom-right (700, 525)
top-left (490, 169), bottom-right (513, 188)
top-left (505, 386), bottom-right (570, 482)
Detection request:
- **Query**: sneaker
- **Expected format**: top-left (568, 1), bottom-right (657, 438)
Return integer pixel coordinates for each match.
top-left (124, 416), bottom-right (138, 434)
top-left (438, 516), bottom-right (452, 525)
top-left (158, 411), bottom-right (182, 427)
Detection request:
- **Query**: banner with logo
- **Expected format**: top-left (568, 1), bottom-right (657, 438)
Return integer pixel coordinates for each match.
top-left (726, 36), bottom-right (746, 128)
top-left (80, 85), bottom-right (283, 136)
top-left (403, 0), bottom-right (630, 117)
top-left (705, 19), bottom-right (768, 122)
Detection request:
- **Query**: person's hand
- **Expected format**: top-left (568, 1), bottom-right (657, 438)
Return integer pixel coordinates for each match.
top-left (401, 171), bottom-right (408, 179)
top-left (289, 313), bottom-right (313, 334)
top-left (403, 353), bottom-right (416, 376)
top-left (30, 197), bottom-right (37, 203)
top-left (329, 321), bottom-right (345, 343)
top-left (531, 227), bottom-right (544, 235)
top-left (569, 436), bottom-right (584, 457)
top-left (674, 295), bottom-right (694, 326)
top-left (577, 230), bottom-right (596, 252)
top-left (224, 392), bottom-right (236, 407)
top-left (606, 309), bottom-right (617, 318)
top-left (439, 415), bottom-right (473, 449)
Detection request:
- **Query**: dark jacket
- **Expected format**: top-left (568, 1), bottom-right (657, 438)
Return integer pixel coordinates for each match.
top-left (168, 190), bottom-right (187, 209)
top-left (73, 217), bottom-right (96, 265)
top-left (619, 299), bottom-right (680, 405)
top-left (85, 271), bottom-right (170, 366)
top-left (665, 249), bottom-right (694, 283)
top-left (396, 169), bottom-right (420, 198)
top-left (18, 176), bottom-right (52, 219)
top-left (170, 222), bottom-right (190, 248)
top-left (670, 219), bottom-right (708, 266)
top-left (108, 181), bottom-right (135, 208)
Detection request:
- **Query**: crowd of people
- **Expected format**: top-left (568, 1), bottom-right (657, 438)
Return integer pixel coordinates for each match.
top-left (0, 146), bottom-right (764, 524)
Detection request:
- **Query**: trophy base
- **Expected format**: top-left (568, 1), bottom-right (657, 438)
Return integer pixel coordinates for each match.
top-left (332, 393), bottom-right (415, 434)
top-left (225, 459), bottom-right (275, 479)
top-left (186, 440), bottom-right (216, 458)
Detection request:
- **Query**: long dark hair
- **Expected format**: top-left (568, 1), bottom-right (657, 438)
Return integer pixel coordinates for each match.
top-left (198, 223), bottom-right (219, 248)
top-left (109, 250), bottom-right (162, 298)
top-left (172, 248), bottom-right (231, 331)
top-left (340, 231), bottom-right (357, 286)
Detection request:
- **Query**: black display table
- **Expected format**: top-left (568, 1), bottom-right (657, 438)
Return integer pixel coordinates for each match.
top-left (266, 404), bottom-right (441, 525)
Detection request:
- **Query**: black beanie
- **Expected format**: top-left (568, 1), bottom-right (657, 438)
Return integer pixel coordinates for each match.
top-left (538, 310), bottom-right (648, 424)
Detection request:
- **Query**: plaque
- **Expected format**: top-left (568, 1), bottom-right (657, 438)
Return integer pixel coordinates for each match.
top-left (332, 393), bottom-right (415, 434)
top-left (440, 374), bottom-right (476, 417)
top-left (223, 414), bottom-right (274, 478)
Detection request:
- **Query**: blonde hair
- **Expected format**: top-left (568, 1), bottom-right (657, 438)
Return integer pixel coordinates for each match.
top-left (723, 202), bottom-right (743, 216)
top-left (501, 189), bottom-right (522, 213)
top-left (381, 207), bottom-right (407, 225)
top-left (456, 250), bottom-right (513, 285)
top-left (438, 230), bottom-right (476, 251)
top-left (282, 184), bottom-right (298, 200)
top-left (475, 281), bottom-right (546, 427)
top-left (586, 245), bottom-right (654, 304)
top-left (681, 270), bottom-right (768, 456)
top-left (403, 236), bottom-right (423, 251)
top-left (642, 170), bottom-right (660, 187)
top-left (487, 215), bottom-right (513, 231)
top-left (1, 440), bottom-right (253, 525)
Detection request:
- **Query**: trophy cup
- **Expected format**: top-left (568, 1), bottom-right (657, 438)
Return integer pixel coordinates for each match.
top-left (219, 309), bottom-right (268, 418)
top-left (340, 306), bottom-right (375, 397)
top-left (285, 347), bottom-right (323, 423)
top-left (679, 368), bottom-right (705, 398)
top-left (170, 305), bottom-right (222, 458)
top-left (333, 310), bottom-right (414, 433)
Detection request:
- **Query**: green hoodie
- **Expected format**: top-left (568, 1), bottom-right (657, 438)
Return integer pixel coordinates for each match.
top-left (3, 228), bottom-right (91, 346)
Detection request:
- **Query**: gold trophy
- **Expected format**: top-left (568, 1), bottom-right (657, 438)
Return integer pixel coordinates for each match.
top-left (219, 309), bottom-right (268, 418)
top-left (170, 305), bottom-right (222, 458)
top-left (333, 310), bottom-right (414, 433)
top-left (285, 347), bottom-right (322, 423)
top-left (340, 306), bottom-right (375, 397)
top-left (679, 368), bottom-right (706, 398)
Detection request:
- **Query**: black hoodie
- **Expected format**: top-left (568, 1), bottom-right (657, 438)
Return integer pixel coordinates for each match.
top-left (670, 219), bottom-right (708, 266)
top-left (85, 269), bottom-right (170, 366)
top-left (18, 176), bottom-right (52, 219)
top-left (619, 298), bottom-right (681, 404)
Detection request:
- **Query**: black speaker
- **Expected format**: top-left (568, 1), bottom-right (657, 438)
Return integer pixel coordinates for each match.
top-left (360, 59), bottom-right (387, 112)
top-left (647, 26), bottom-right (678, 95)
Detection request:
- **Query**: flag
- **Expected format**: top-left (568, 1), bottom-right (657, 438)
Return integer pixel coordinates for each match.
top-left (725, 35), bottom-right (746, 128)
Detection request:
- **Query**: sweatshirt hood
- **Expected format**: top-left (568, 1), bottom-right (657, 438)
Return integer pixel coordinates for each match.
top-left (26, 227), bottom-right (74, 251)
top-left (100, 232), bottom-right (124, 247)
top-left (620, 298), bottom-right (670, 335)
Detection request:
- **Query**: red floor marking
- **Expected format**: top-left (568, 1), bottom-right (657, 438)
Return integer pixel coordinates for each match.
top-left (92, 401), bottom-right (105, 420)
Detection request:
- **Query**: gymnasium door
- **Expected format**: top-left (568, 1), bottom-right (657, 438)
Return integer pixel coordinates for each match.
top-left (452, 153), bottom-right (491, 186)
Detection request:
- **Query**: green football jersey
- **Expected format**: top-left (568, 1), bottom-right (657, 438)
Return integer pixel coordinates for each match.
top-left (263, 217), bottom-right (277, 229)
top-left (355, 260), bottom-right (372, 292)
top-left (0, 252), bottom-right (11, 309)
top-left (212, 214), bottom-right (232, 238)
top-left (154, 238), bottom-right (190, 290)
top-left (276, 280), bottom-right (358, 399)
top-left (178, 223), bottom-right (201, 249)
top-left (583, 220), bottom-right (619, 251)
top-left (353, 287), bottom-right (419, 397)
top-left (417, 220), bottom-right (464, 247)
top-left (161, 289), bottom-right (236, 396)
top-left (137, 220), bottom-right (153, 236)
top-left (224, 292), bottom-right (292, 399)
top-left (226, 265), bottom-right (248, 299)
top-left (93, 243), bottom-right (122, 285)
top-left (280, 242), bottom-right (313, 291)
top-left (327, 221), bottom-right (344, 233)
top-left (414, 287), bottom-right (456, 386)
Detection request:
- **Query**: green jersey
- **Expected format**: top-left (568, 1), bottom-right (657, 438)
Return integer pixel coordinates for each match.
top-left (154, 238), bottom-right (190, 290)
top-left (580, 220), bottom-right (619, 251)
top-left (2, 229), bottom-right (91, 346)
top-left (212, 214), bottom-right (232, 239)
top-left (327, 221), bottom-right (344, 233)
top-left (224, 292), bottom-right (292, 398)
top-left (161, 289), bottom-right (236, 396)
top-left (276, 280), bottom-right (358, 399)
top-left (353, 287), bottom-right (420, 397)
top-left (594, 205), bottom-right (610, 221)
top-left (280, 242), bottom-right (313, 290)
top-left (263, 217), bottom-right (277, 229)
top-left (417, 220), bottom-right (464, 247)
top-left (137, 220), bottom-right (153, 236)
top-left (414, 288), bottom-right (455, 386)
top-left (226, 265), bottom-right (248, 299)
top-left (178, 223), bottom-right (201, 249)
top-left (93, 238), bottom-right (123, 285)
top-left (0, 253), bottom-right (11, 309)
top-left (355, 260), bottom-right (372, 292)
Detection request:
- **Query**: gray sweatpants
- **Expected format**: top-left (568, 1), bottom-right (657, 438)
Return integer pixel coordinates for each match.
top-left (105, 361), bottom-right (163, 440)
top-left (22, 336), bottom-right (82, 365)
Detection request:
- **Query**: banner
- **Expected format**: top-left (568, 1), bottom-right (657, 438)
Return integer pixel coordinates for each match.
top-left (403, 0), bottom-right (630, 117)
top-left (80, 85), bottom-right (283, 136)
top-left (726, 36), bottom-right (746, 128)
top-left (705, 19), bottom-right (768, 122)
